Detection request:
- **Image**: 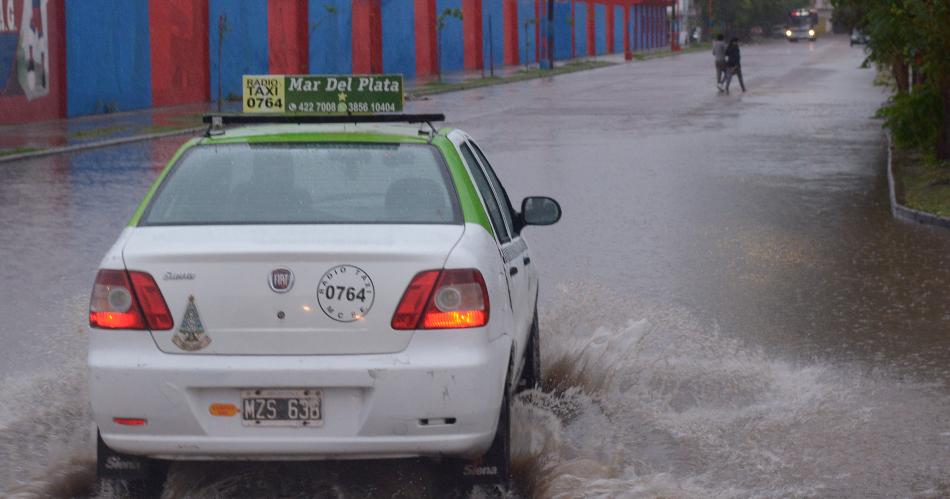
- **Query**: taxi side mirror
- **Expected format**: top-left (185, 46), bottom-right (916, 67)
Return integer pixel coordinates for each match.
top-left (519, 196), bottom-right (561, 229)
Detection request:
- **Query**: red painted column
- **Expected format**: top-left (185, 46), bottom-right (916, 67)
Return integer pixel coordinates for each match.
top-left (352, 0), bottom-right (382, 74)
top-left (605, 3), bottom-right (614, 54)
top-left (504, 0), bottom-right (518, 65)
top-left (415, 0), bottom-right (438, 77)
top-left (586, 2), bottom-right (595, 56)
top-left (149, 0), bottom-right (210, 107)
top-left (267, 0), bottom-right (308, 75)
top-left (623, 4), bottom-right (631, 59)
top-left (462, 0), bottom-right (483, 69)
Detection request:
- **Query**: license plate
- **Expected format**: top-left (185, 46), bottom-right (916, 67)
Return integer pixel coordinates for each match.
top-left (241, 389), bottom-right (323, 427)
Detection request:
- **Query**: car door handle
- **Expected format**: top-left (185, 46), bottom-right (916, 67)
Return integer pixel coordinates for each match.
top-left (509, 266), bottom-right (519, 276)
top-left (523, 256), bottom-right (531, 265)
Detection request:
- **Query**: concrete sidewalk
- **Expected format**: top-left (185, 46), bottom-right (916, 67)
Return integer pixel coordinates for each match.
top-left (0, 46), bottom-right (691, 163)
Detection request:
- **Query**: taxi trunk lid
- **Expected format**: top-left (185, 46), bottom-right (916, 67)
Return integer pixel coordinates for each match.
top-left (121, 225), bottom-right (464, 355)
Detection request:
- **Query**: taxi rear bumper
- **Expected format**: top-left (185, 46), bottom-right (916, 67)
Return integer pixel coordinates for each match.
top-left (89, 328), bottom-right (509, 460)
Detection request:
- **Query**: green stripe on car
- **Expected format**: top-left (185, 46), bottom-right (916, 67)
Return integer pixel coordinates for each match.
top-left (127, 137), bottom-right (201, 227)
top-left (432, 135), bottom-right (493, 236)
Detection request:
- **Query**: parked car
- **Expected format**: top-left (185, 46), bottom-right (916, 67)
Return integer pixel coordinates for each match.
top-left (850, 28), bottom-right (869, 46)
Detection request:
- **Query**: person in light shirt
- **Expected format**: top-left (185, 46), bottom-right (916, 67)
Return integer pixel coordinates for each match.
top-left (712, 34), bottom-right (727, 92)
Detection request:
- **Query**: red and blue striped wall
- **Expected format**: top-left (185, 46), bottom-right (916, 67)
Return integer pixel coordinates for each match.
top-left (4, 0), bottom-right (673, 124)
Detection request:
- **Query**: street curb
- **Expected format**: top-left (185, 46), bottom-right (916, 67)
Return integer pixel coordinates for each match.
top-left (885, 132), bottom-right (950, 229)
top-left (407, 61), bottom-right (616, 99)
top-left (0, 126), bottom-right (204, 164)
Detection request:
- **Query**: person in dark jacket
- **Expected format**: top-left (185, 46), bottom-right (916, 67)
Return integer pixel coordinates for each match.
top-left (724, 38), bottom-right (746, 94)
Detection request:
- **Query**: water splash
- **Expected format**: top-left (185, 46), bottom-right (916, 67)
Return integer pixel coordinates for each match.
top-left (511, 283), bottom-right (950, 498)
top-left (2, 284), bottom-right (948, 498)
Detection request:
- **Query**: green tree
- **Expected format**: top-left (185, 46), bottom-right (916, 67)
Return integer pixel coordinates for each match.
top-left (835, 0), bottom-right (950, 160)
top-left (699, 0), bottom-right (809, 40)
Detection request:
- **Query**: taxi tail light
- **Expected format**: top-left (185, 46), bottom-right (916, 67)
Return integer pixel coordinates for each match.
top-left (128, 271), bottom-right (174, 330)
top-left (89, 270), bottom-right (173, 330)
top-left (391, 269), bottom-right (489, 330)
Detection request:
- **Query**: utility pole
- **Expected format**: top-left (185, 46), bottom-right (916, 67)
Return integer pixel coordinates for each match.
top-left (671, 1), bottom-right (679, 51)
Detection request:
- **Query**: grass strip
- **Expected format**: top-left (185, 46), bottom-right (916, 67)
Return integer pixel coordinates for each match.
top-left (407, 45), bottom-right (710, 98)
top-left (0, 146), bottom-right (42, 157)
top-left (408, 60), bottom-right (615, 98)
top-left (892, 147), bottom-right (950, 217)
top-left (70, 125), bottom-right (128, 140)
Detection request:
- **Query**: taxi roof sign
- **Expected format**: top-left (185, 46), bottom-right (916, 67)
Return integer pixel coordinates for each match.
top-left (243, 74), bottom-right (404, 115)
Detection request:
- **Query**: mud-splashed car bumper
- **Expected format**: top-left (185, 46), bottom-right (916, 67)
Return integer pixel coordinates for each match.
top-left (90, 327), bottom-right (508, 460)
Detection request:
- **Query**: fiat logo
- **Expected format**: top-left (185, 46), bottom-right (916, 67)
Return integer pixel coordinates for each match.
top-left (269, 268), bottom-right (294, 293)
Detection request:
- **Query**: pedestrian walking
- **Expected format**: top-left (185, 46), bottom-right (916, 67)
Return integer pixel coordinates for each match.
top-left (712, 34), bottom-right (727, 91)
top-left (724, 37), bottom-right (746, 94)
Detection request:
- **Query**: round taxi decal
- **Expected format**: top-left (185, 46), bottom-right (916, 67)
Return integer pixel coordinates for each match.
top-left (317, 265), bottom-right (375, 322)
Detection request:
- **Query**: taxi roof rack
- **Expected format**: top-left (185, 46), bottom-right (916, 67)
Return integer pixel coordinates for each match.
top-left (203, 113), bottom-right (445, 138)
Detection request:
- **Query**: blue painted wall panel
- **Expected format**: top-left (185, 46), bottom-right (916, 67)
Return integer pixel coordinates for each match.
top-left (517, 0), bottom-right (535, 65)
top-left (594, 4), bottom-right (605, 55)
top-left (482, 0), bottom-right (503, 70)
top-left (645, 6), bottom-right (650, 49)
top-left (636, 5), bottom-right (646, 50)
top-left (574, 2), bottom-right (586, 57)
top-left (381, 0), bottom-right (414, 77)
top-left (553, 1), bottom-right (571, 60)
top-left (209, 0), bottom-right (268, 104)
top-left (614, 6), bottom-right (623, 53)
top-left (66, 0), bottom-right (152, 116)
top-left (436, 0), bottom-right (463, 72)
top-left (653, 6), bottom-right (658, 48)
top-left (308, 0), bottom-right (352, 74)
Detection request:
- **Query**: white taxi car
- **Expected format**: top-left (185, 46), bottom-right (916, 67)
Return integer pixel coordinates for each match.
top-left (88, 113), bottom-right (561, 493)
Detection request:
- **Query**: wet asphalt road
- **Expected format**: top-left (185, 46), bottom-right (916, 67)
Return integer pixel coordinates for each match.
top-left (1, 36), bottom-right (948, 498)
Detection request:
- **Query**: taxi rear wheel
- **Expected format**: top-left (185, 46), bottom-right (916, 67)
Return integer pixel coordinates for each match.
top-left (442, 371), bottom-right (512, 495)
top-left (517, 311), bottom-right (541, 392)
top-left (96, 432), bottom-right (168, 498)
top-left (479, 374), bottom-right (512, 491)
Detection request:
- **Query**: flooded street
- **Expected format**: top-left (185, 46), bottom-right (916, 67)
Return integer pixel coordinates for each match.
top-left (1, 37), bottom-right (948, 497)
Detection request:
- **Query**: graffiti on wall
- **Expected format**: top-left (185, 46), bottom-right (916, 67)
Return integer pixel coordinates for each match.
top-left (0, 0), bottom-right (50, 99)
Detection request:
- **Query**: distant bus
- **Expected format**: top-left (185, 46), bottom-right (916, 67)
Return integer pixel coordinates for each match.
top-left (786, 8), bottom-right (818, 42)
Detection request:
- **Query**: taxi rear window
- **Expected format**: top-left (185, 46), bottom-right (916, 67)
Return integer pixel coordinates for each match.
top-left (141, 143), bottom-right (461, 225)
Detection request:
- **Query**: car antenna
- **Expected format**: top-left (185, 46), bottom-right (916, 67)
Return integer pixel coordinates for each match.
top-left (419, 119), bottom-right (439, 142)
